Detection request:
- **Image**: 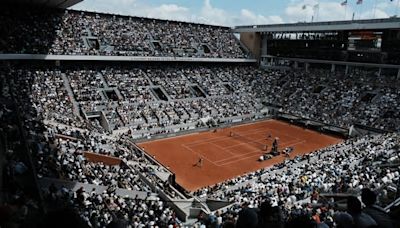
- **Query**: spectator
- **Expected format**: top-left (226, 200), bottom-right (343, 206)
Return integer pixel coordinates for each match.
top-left (362, 188), bottom-right (395, 228)
top-left (347, 196), bottom-right (377, 228)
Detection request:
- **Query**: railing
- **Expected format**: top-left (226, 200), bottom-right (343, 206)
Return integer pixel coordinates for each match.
top-left (235, 17), bottom-right (400, 30)
top-left (385, 197), bottom-right (400, 212)
top-left (0, 54), bottom-right (257, 63)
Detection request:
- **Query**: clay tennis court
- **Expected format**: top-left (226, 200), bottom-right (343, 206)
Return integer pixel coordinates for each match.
top-left (138, 119), bottom-right (343, 191)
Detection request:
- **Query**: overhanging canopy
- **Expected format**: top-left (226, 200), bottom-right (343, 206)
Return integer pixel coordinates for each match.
top-left (2, 0), bottom-right (83, 9)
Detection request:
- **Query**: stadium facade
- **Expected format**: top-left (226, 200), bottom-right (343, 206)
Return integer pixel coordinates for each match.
top-left (236, 18), bottom-right (400, 78)
top-left (1, 1), bottom-right (400, 227)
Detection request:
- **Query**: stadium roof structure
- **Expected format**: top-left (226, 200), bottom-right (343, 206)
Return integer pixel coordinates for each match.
top-left (2, 0), bottom-right (83, 8)
top-left (233, 18), bottom-right (400, 33)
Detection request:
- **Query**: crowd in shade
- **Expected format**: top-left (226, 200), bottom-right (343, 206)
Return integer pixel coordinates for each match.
top-left (1, 60), bottom-right (399, 227)
top-left (0, 7), bottom-right (247, 58)
top-left (0, 98), bottom-right (43, 228)
top-left (43, 185), bottom-right (180, 228)
top-left (0, 5), bottom-right (400, 228)
top-left (1, 62), bottom-right (183, 227)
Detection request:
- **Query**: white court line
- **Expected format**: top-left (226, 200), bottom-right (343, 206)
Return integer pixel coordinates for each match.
top-left (217, 139), bottom-right (308, 166)
top-left (181, 123), bottom-right (309, 167)
top-left (239, 127), bottom-right (301, 143)
top-left (181, 144), bottom-right (219, 167)
top-left (280, 140), bottom-right (307, 149)
top-left (223, 140), bottom-right (265, 149)
top-left (214, 151), bottom-right (264, 165)
top-left (217, 152), bottom-right (264, 166)
top-left (184, 125), bottom-right (276, 147)
top-left (228, 119), bottom-right (273, 128)
top-left (185, 138), bottom-right (264, 167)
top-left (184, 127), bottom-right (268, 147)
top-left (209, 142), bottom-right (236, 157)
top-left (214, 146), bottom-right (262, 163)
top-left (184, 135), bottom-right (232, 147)
top-left (139, 132), bottom-right (200, 144)
top-left (217, 140), bottom-right (308, 167)
top-left (276, 139), bottom-right (302, 147)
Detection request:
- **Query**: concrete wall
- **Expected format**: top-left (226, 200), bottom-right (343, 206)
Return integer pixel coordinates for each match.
top-left (240, 32), bottom-right (261, 59)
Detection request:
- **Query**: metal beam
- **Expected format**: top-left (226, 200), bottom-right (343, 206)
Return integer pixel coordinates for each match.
top-left (0, 54), bottom-right (257, 63)
top-left (234, 18), bottom-right (400, 33)
top-left (0, 0), bottom-right (83, 8)
top-left (271, 56), bottom-right (400, 69)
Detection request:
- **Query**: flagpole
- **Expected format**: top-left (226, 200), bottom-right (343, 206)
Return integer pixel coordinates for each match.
top-left (345, 4), bottom-right (348, 20)
top-left (356, 0), bottom-right (363, 20)
top-left (312, 5), bottom-right (316, 22)
top-left (373, 0), bottom-right (377, 19)
top-left (356, 4), bottom-right (359, 20)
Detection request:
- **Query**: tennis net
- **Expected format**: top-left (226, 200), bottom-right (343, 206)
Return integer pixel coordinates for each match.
top-left (229, 132), bottom-right (267, 151)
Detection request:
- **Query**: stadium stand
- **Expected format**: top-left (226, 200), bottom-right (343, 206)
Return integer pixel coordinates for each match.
top-left (0, 7), bottom-right (247, 58)
top-left (5, 64), bottom-right (398, 134)
top-left (0, 5), bottom-right (399, 228)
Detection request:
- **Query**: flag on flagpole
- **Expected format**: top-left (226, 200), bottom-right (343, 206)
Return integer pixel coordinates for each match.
top-left (302, 4), bottom-right (307, 10)
top-left (357, 0), bottom-right (363, 4)
top-left (341, 0), bottom-right (348, 6)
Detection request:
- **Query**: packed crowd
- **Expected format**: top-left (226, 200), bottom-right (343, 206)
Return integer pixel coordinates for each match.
top-left (0, 7), bottom-right (247, 58)
top-left (3, 64), bottom-right (399, 137)
top-left (194, 133), bottom-right (400, 227)
top-left (1, 4), bottom-right (399, 227)
top-left (1, 61), bottom-right (399, 227)
top-left (0, 62), bottom-right (184, 227)
top-left (43, 185), bottom-right (181, 227)
top-left (6, 65), bottom-right (264, 136)
top-left (0, 97), bottom-right (43, 228)
top-left (249, 68), bottom-right (400, 131)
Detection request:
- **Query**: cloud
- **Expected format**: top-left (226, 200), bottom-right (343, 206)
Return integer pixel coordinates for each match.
top-left (72, 0), bottom-right (193, 22)
top-left (359, 8), bottom-right (390, 20)
top-left (240, 9), bottom-right (284, 25)
top-left (146, 4), bottom-right (190, 21)
top-left (71, 0), bottom-right (396, 27)
top-left (198, 0), bottom-right (284, 26)
top-left (199, 0), bottom-right (231, 25)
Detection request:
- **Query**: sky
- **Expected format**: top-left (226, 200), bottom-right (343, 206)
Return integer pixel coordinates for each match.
top-left (71, 0), bottom-right (400, 26)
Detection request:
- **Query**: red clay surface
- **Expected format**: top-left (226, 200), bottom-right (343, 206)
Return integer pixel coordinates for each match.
top-left (138, 120), bottom-right (343, 192)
